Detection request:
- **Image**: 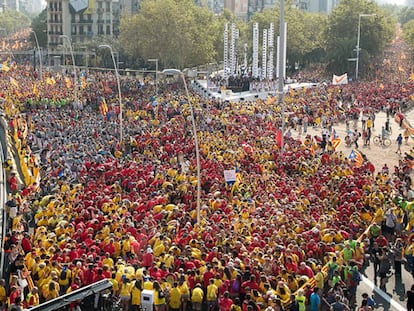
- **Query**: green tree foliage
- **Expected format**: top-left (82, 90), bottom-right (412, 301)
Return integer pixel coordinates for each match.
top-left (0, 10), bottom-right (31, 34)
top-left (120, 0), bottom-right (219, 69)
top-left (248, 4), bottom-right (327, 71)
top-left (31, 9), bottom-right (47, 48)
top-left (325, 0), bottom-right (395, 75)
top-left (402, 19), bottom-right (414, 48)
top-left (399, 7), bottom-right (414, 26)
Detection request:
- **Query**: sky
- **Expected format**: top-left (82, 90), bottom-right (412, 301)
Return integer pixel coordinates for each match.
top-left (377, 0), bottom-right (407, 5)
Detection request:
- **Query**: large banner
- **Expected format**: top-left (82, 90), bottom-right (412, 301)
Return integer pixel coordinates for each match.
top-left (332, 73), bottom-right (348, 85)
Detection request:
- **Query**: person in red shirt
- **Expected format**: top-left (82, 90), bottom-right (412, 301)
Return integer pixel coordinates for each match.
top-left (296, 262), bottom-right (314, 279)
top-left (142, 247), bottom-right (154, 268)
top-left (218, 291), bottom-right (233, 311)
top-left (241, 275), bottom-right (260, 295)
top-left (82, 264), bottom-right (96, 285)
top-left (375, 235), bottom-right (389, 248)
top-left (8, 172), bottom-right (18, 193)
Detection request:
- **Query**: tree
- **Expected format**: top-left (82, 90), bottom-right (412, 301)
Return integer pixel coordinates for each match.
top-left (398, 7), bottom-right (414, 26)
top-left (325, 0), bottom-right (395, 76)
top-left (0, 10), bottom-right (31, 34)
top-left (248, 3), bottom-right (327, 72)
top-left (402, 19), bottom-right (414, 48)
top-left (120, 0), bottom-right (219, 69)
top-left (31, 9), bottom-right (47, 48)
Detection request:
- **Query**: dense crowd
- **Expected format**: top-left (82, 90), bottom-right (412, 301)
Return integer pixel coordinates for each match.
top-left (0, 31), bottom-right (414, 311)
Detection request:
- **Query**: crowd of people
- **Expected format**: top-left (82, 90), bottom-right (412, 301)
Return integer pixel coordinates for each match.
top-left (0, 30), bottom-right (414, 311)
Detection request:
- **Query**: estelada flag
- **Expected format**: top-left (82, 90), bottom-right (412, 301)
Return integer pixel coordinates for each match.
top-left (349, 149), bottom-right (363, 167)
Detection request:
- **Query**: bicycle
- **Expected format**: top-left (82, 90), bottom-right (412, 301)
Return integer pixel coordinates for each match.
top-left (373, 135), bottom-right (391, 147)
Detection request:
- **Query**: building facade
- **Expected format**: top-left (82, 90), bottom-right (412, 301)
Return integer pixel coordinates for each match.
top-left (46, 0), bottom-right (122, 52)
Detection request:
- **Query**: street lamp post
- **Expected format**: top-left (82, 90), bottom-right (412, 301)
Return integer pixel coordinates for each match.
top-left (99, 44), bottom-right (123, 143)
top-left (31, 30), bottom-right (42, 78)
top-left (162, 69), bottom-right (201, 226)
top-left (278, 0), bottom-right (286, 155)
top-left (148, 58), bottom-right (158, 96)
top-left (355, 13), bottom-right (376, 81)
top-left (60, 35), bottom-right (78, 106)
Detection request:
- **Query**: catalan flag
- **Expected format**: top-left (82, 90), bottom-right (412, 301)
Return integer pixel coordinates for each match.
top-left (0, 62), bottom-right (10, 72)
top-left (331, 137), bottom-right (342, 150)
top-left (46, 77), bottom-right (56, 85)
top-left (64, 77), bottom-right (72, 88)
top-left (32, 84), bottom-right (39, 97)
top-left (9, 77), bottom-right (18, 87)
top-left (349, 149), bottom-right (364, 168)
top-left (99, 97), bottom-right (108, 118)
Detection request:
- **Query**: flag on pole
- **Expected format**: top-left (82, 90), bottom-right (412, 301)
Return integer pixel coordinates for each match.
top-left (99, 98), bottom-right (108, 117)
top-left (32, 84), bottom-right (39, 97)
top-left (349, 149), bottom-right (363, 167)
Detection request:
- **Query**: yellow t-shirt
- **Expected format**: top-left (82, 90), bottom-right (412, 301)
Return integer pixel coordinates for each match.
top-left (131, 283), bottom-right (141, 305)
top-left (153, 289), bottom-right (166, 305)
top-left (119, 282), bottom-right (132, 297)
top-left (169, 287), bottom-right (182, 309)
top-left (191, 287), bottom-right (204, 303)
top-left (206, 284), bottom-right (218, 301)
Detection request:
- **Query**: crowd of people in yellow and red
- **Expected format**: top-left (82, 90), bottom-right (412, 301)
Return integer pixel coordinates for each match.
top-left (1, 32), bottom-right (414, 311)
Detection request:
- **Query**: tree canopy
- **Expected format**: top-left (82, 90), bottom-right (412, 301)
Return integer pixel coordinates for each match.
top-left (325, 0), bottom-right (395, 76)
top-left (0, 10), bottom-right (31, 34)
top-left (120, 0), bottom-right (220, 69)
top-left (31, 9), bottom-right (47, 48)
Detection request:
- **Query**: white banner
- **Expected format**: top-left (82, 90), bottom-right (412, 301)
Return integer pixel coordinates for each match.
top-left (223, 170), bottom-right (236, 182)
top-left (332, 73), bottom-right (348, 85)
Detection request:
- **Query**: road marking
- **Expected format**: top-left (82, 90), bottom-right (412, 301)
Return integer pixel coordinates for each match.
top-left (361, 275), bottom-right (406, 311)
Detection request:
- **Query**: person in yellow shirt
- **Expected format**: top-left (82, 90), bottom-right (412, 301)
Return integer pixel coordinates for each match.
top-left (26, 286), bottom-right (40, 308)
top-left (178, 279), bottom-right (190, 311)
top-left (131, 279), bottom-right (142, 311)
top-left (58, 264), bottom-right (71, 294)
top-left (109, 272), bottom-right (120, 297)
top-left (191, 283), bottom-right (204, 311)
top-left (44, 281), bottom-right (59, 301)
top-left (0, 279), bottom-right (6, 307)
top-left (206, 278), bottom-right (218, 311)
top-left (153, 281), bottom-right (167, 311)
top-left (119, 278), bottom-right (132, 311)
top-left (314, 265), bottom-right (326, 292)
top-left (169, 282), bottom-right (182, 311)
